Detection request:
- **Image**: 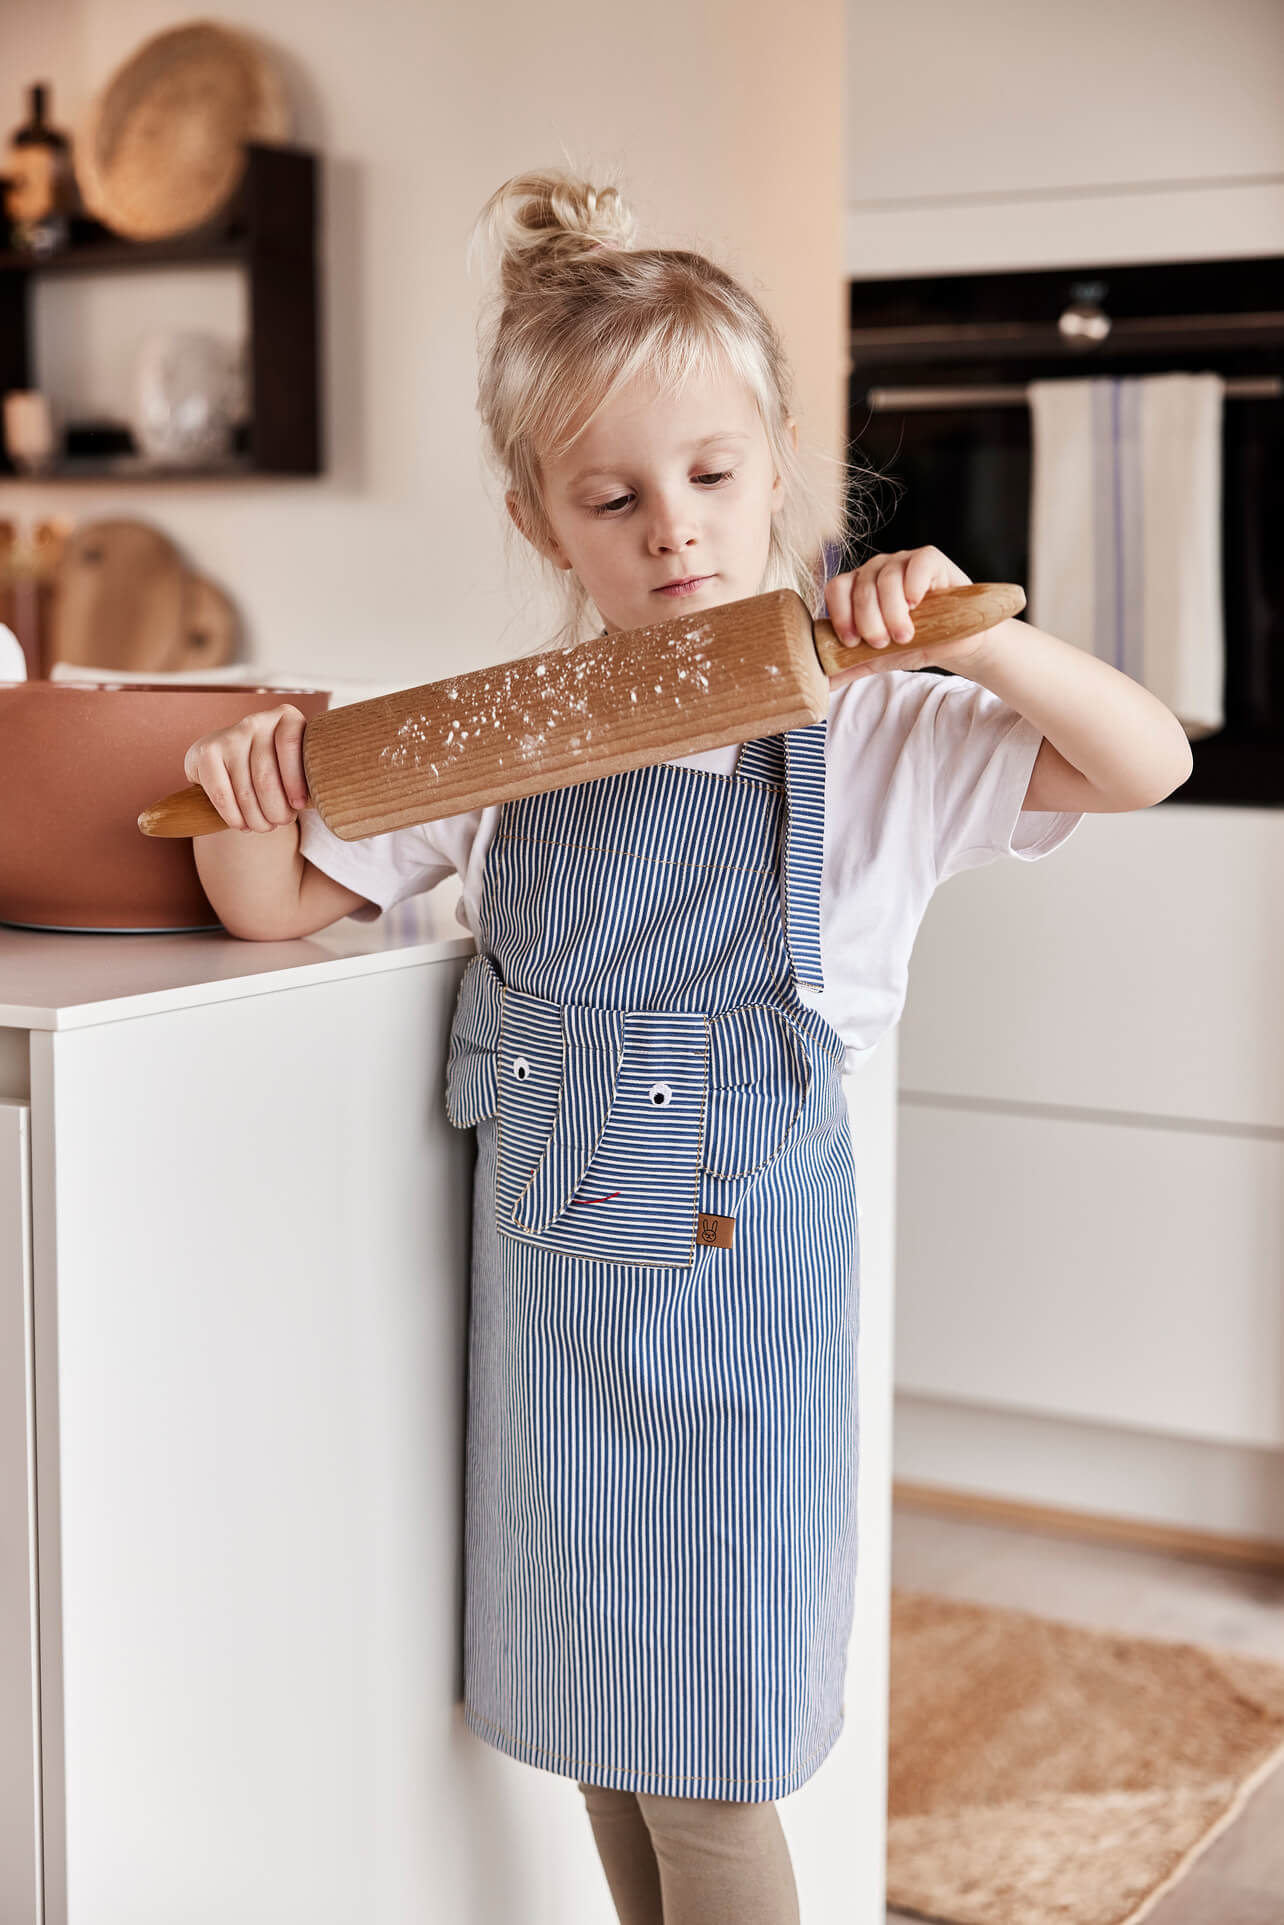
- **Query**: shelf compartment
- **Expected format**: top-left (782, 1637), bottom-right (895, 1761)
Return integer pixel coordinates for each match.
top-left (0, 143), bottom-right (321, 479)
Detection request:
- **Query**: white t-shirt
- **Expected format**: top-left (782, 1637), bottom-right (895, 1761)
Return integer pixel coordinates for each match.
top-left (298, 667), bottom-right (1084, 1069)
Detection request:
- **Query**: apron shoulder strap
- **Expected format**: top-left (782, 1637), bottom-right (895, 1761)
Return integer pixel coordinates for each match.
top-left (782, 719), bottom-right (828, 993)
top-left (733, 723), bottom-right (828, 993)
top-left (733, 733), bottom-right (784, 783)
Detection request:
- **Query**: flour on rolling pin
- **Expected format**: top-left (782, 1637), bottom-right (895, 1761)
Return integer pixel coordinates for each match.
top-left (381, 620), bottom-right (721, 773)
top-left (305, 588), bottom-right (829, 841)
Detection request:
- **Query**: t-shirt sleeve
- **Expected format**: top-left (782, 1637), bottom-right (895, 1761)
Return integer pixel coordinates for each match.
top-left (296, 805), bottom-right (455, 923)
top-left (925, 673), bottom-right (1085, 884)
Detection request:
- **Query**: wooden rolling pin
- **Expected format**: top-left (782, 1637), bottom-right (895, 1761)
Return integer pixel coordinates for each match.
top-left (138, 581), bottom-right (1024, 841)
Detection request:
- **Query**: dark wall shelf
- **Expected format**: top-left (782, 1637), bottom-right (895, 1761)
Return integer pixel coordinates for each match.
top-left (0, 235), bottom-right (247, 276)
top-left (0, 142), bottom-right (322, 479)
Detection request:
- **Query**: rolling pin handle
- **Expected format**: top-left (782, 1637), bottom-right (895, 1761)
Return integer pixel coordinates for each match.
top-left (811, 581), bottom-right (1026, 677)
top-left (137, 782), bottom-right (233, 838)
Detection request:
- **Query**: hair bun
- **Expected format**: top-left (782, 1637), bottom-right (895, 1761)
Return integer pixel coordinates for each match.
top-left (471, 168), bottom-right (638, 297)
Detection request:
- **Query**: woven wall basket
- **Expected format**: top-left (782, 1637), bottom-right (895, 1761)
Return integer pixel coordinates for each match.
top-left (75, 21), bottom-right (291, 242)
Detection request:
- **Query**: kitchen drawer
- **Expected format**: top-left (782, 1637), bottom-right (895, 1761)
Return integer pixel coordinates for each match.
top-left (895, 1099), bottom-right (1284, 1453)
top-left (899, 806), bottom-right (1284, 1131)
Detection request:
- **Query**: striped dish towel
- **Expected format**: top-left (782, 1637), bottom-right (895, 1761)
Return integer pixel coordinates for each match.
top-left (1027, 373), bottom-right (1225, 738)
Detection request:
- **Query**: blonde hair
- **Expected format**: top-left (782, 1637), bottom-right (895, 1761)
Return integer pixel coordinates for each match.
top-left (468, 166), bottom-right (880, 649)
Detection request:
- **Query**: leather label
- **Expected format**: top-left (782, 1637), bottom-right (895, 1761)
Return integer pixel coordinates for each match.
top-left (696, 1212), bottom-right (735, 1249)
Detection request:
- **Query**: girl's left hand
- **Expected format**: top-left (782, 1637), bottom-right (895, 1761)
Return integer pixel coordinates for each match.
top-left (823, 546), bottom-right (998, 688)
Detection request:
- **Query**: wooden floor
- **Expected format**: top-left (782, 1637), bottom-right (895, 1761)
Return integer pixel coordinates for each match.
top-left (886, 1505), bottom-right (1284, 1925)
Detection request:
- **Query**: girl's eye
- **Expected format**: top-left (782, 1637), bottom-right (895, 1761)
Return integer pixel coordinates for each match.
top-left (589, 471), bottom-right (735, 517)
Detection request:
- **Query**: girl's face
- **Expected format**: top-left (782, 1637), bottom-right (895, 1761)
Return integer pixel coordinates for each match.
top-left (512, 363), bottom-right (791, 636)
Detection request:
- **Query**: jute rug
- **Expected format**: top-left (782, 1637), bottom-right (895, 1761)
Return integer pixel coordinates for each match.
top-left (887, 1588), bottom-right (1284, 1925)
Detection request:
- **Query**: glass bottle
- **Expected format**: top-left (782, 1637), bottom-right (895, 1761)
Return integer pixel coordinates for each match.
top-left (4, 83), bottom-right (76, 258)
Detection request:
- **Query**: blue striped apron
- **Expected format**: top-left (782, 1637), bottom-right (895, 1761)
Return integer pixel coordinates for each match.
top-left (444, 719), bottom-right (860, 1801)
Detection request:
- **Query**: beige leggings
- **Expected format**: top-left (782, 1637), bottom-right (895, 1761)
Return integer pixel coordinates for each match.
top-left (578, 1781), bottom-right (801, 1925)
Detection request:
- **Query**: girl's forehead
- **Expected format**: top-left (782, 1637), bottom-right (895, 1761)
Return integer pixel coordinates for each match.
top-left (598, 364), bottom-right (757, 426)
top-left (552, 368), bottom-right (764, 468)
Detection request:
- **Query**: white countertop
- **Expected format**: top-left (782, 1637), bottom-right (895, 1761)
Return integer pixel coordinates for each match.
top-left (0, 885), bottom-right (474, 1030)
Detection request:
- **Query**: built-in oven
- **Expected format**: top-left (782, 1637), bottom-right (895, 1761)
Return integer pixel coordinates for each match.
top-left (844, 255), bottom-right (1283, 808)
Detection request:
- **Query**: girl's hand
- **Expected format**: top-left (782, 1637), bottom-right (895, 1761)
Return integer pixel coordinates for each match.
top-left (182, 704), bottom-right (311, 833)
top-left (823, 546), bottom-right (997, 688)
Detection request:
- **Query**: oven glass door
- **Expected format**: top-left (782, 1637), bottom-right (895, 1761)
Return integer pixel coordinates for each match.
top-left (845, 258), bottom-right (1284, 808)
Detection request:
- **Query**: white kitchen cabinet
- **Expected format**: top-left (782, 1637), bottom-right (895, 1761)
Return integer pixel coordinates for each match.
top-left (894, 804), bottom-right (1284, 1544)
top-left (7, 908), bottom-right (480, 1925)
top-left (898, 806), bottom-right (1284, 1131)
top-left (1, 1097), bottom-right (39, 1925)
top-left (0, 896), bottom-right (894, 1925)
top-left (895, 1099), bottom-right (1284, 1451)
top-left (845, 2), bottom-right (1283, 207)
top-left (844, 1), bottom-right (1284, 271)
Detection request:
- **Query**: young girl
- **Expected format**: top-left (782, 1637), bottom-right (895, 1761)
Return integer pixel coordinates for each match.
top-left (187, 170), bottom-right (1193, 1925)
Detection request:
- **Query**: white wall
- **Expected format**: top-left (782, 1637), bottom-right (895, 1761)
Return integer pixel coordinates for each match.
top-left (2, 0), bottom-right (844, 685)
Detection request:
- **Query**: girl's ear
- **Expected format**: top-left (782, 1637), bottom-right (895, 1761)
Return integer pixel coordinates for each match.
top-left (771, 417), bottom-right (798, 513)
top-left (505, 490), bottom-right (534, 545)
top-left (506, 490), bottom-right (573, 570)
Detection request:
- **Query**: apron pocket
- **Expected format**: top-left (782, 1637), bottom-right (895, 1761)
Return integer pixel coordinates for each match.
top-left (499, 997), bottom-right (709, 1268)
top-left (702, 1003), bottom-right (811, 1178)
top-left (444, 951), bottom-right (504, 1127)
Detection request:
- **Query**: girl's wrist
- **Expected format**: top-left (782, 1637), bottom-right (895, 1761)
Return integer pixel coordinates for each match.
top-left (928, 616), bottom-right (1019, 681)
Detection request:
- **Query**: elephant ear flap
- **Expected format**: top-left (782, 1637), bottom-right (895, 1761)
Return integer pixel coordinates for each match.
top-left (445, 953), bottom-right (504, 1127)
top-left (511, 1004), bottom-right (624, 1231)
top-left (702, 1005), bottom-right (810, 1178)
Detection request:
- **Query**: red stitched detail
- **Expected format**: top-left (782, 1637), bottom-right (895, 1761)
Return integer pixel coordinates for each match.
top-left (567, 1191), bottom-right (621, 1206)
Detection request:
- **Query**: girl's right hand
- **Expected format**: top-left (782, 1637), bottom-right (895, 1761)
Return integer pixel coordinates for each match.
top-left (183, 704), bottom-right (312, 833)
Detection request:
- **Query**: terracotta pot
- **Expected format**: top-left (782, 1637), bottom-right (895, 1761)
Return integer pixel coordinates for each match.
top-left (0, 680), bottom-right (330, 933)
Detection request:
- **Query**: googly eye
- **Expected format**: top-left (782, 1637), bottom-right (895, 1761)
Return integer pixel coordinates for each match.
top-left (512, 1056), bottom-right (531, 1081)
top-left (648, 1081), bottom-right (673, 1107)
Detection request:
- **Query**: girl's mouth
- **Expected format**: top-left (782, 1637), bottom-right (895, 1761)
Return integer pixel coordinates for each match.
top-left (654, 574), bottom-right (713, 597)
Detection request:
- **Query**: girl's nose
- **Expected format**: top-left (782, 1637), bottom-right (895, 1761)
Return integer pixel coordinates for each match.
top-left (646, 495), bottom-right (700, 554)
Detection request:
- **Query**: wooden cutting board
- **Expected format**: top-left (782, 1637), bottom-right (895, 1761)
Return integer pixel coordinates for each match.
top-left (51, 519), bottom-right (239, 674)
top-left (138, 581), bottom-right (1024, 840)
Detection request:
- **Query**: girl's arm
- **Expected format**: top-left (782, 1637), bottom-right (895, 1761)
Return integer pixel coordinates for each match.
top-left (184, 700), bottom-right (376, 939)
top-left (947, 615), bottom-right (1194, 814)
top-left (194, 824), bottom-right (372, 940)
top-left (824, 548), bottom-right (1194, 814)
